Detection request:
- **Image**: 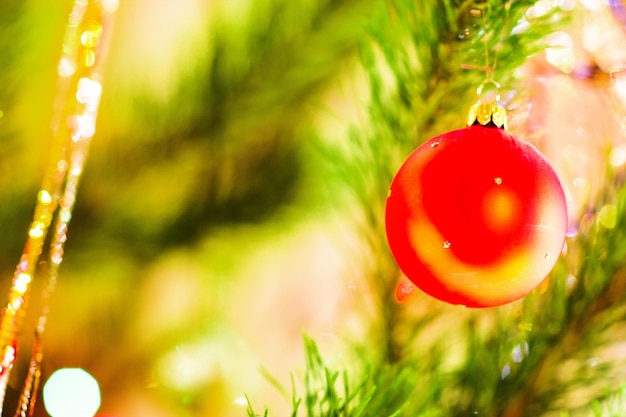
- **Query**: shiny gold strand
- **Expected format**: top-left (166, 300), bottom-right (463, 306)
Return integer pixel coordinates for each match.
top-left (0, 1), bottom-right (118, 415)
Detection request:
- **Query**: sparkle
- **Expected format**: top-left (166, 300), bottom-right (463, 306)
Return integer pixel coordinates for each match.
top-left (57, 57), bottom-right (76, 77)
top-left (430, 141), bottom-right (440, 148)
top-left (28, 222), bottom-right (45, 239)
top-left (2, 345), bottom-right (16, 366)
top-left (51, 250), bottom-right (64, 265)
top-left (233, 397), bottom-right (248, 407)
top-left (443, 240), bottom-right (451, 249)
top-left (101, 0), bottom-right (119, 13)
top-left (80, 22), bottom-right (103, 48)
top-left (70, 114), bottom-right (96, 141)
top-left (76, 77), bottom-right (102, 105)
top-left (494, 177), bottom-right (502, 185)
top-left (38, 190), bottom-right (52, 205)
top-left (9, 297), bottom-right (23, 311)
top-left (43, 368), bottom-right (101, 417)
top-left (14, 273), bottom-right (31, 294)
top-left (84, 49), bottom-right (96, 67)
top-left (60, 210), bottom-right (73, 223)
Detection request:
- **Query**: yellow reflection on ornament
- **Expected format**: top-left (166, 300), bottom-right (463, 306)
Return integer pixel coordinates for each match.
top-left (43, 368), bottom-right (101, 417)
top-left (599, 204), bottom-right (617, 229)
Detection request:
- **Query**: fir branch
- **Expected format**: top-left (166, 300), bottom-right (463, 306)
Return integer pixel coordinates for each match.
top-left (321, 0), bottom-right (568, 366)
top-left (589, 384), bottom-right (626, 417)
top-left (78, 0), bottom-right (376, 253)
top-left (493, 171), bottom-right (626, 416)
top-left (315, 0), bottom-right (573, 416)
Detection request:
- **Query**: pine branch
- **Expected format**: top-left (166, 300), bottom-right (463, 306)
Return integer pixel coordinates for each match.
top-left (493, 170), bottom-right (626, 416)
top-left (310, 0), bottom-right (577, 416)
top-left (75, 0), bottom-right (375, 254)
top-left (321, 0), bottom-right (567, 366)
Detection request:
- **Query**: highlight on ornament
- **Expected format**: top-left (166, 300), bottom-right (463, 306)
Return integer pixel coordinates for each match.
top-left (385, 86), bottom-right (567, 308)
top-left (43, 368), bottom-right (101, 417)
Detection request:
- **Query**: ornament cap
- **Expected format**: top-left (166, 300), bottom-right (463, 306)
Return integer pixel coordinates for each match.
top-left (466, 79), bottom-right (507, 129)
top-left (466, 102), bottom-right (508, 130)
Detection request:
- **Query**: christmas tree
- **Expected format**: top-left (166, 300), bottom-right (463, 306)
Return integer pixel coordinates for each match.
top-left (1, 0), bottom-right (626, 416)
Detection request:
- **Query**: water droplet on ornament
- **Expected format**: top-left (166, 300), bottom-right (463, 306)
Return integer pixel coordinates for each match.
top-left (443, 240), bottom-right (451, 249)
top-left (430, 141), bottom-right (440, 148)
top-left (494, 177), bottom-right (502, 185)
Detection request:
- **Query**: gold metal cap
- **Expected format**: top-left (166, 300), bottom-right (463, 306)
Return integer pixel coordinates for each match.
top-left (467, 102), bottom-right (507, 129)
top-left (466, 79), bottom-right (508, 130)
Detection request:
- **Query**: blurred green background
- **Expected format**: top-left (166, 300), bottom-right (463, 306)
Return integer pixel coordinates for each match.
top-left (0, 0), bottom-right (376, 415)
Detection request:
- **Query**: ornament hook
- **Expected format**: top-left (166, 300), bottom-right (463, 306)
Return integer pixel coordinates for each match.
top-left (476, 79), bottom-right (501, 102)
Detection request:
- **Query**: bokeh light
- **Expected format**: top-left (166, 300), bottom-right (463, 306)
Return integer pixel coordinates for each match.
top-left (43, 368), bottom-right (101, 417)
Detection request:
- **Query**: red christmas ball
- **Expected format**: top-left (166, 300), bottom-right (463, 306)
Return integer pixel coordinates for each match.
top-left (385, 125), bottom-right (567, 307)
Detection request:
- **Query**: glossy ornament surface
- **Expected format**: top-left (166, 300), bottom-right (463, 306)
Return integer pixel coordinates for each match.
top-left (385, 125), bottom-right (567, 307)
